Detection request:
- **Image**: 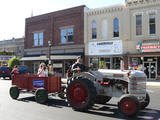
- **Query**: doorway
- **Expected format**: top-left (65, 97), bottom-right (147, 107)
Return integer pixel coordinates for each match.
top-left (143, 62), bottom-right (157, 80)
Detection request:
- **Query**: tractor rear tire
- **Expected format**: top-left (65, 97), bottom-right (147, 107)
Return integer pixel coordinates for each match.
top-left (66, 78), bottom-right (97, 111)
top-left (9, 86), bottom-right (20, 99)
top-left (140, 92), bottom-right (150, 109)
top-left (96, 95), bottom-right (112, 104)
top-left (118, 94), bottom-right (140, 116)
top-left (35, 88), bottom-right (48, 104)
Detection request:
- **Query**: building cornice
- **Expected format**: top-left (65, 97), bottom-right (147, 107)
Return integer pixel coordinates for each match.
top-left (85, 0), bottom-right (160, 16)
top-left (85, 4), bottom-right (125, 16)
top-left (126, 0), bottom-right (160, 9)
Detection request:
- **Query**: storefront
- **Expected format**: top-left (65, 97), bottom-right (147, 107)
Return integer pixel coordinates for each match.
top-left (129, 56), bottom-right (158, 80)
top-left (88, 40), bottom-right (123, 70)
top-left (21, 55), bottom-right (78, 77)
top-left (130, 40), bottom-right (160, 80)
top-left (0, 55), bottom-right (14, 66)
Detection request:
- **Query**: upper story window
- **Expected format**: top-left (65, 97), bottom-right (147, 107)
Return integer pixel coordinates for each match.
top-left (92, 21), bottom-right (97, 39)
top-left (136, 15), bottom-right (142, 36)
top-left (149, 14), bottom-right (156, 35)
top-left (113, 18), bottom-right (119, 37)
top-left (61, 28), bottom-right (74, 43)
top-left (34, 32), bottom-right (43, 46)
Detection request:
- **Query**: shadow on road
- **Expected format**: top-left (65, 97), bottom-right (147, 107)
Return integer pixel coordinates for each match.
top-left (0, 77), bottom-right (11, 81)
top-left (87, 103), bottom-right (160, 120)
top-left (17, 97), bottom-right (160, 120)
top-left (18, 96), bottom-right (68, 108)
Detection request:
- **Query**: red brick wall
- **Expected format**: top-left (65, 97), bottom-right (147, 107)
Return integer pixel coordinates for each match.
top-left (25, 5), bottom-right (85, 49)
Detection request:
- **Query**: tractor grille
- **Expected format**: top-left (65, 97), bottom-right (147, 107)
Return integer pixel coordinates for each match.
top-left (129, 77), bottom-right (146, 97)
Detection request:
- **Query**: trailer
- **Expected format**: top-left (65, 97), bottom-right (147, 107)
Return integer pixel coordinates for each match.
top-left (10, 74), bottom-right (61, 104)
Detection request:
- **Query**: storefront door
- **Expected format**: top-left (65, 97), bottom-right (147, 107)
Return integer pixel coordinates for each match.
top-left (144, 62), bottom-right (157, 80)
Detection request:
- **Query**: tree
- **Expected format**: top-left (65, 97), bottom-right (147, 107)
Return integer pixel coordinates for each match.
top-left (8, 57), bottom-right (21, 68)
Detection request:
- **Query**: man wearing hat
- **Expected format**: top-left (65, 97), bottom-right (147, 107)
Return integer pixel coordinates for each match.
top-left (71, 56), bottom-right (87, 73)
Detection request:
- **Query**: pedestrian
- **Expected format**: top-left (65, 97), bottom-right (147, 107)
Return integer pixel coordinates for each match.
top-left (89, 63), bottom-right (94, 70)
top-left (44, 65), bottom-right (49, 77)
top-left (48, 64), bottom-right (54, 76)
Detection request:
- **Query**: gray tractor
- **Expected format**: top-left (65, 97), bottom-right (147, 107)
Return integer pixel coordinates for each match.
top-left (66, 69), bottom-right (150, 116)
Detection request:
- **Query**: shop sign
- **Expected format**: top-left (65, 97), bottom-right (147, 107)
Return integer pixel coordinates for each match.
top-left (53, 64), bottom-right (63, 68)
top-left (136, 40), bottom-right (160, 52)
top-left (0, 55), bottom-right (14, 61)
top-left (88, 40), bottom-right (122, 56)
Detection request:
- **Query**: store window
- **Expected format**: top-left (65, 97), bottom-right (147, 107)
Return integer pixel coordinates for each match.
top-left (89, 58), bottom-right (99, 70)
top-left (149, 14), bottom-right (156, 35)
top-left (92, 21), bottom-right (97, 39)
top-left (61, 28), bottom-right (74, 43)
top-left (99, 58), bottom-right (111, 69)
top-left (112, 57), bottom-right (121, 69)
top-left (34, 32), bottom-right (43, 46)
top-left (113, 18), bottom-right (119, 37)
top-left (90, 57), bottom-right (121, 70)
top-left (136, 15), bottom-right (142, 36)
top-left (157, 57), bottom-right (160, 75)
top-left (129, 57), bottom-right (143, 70)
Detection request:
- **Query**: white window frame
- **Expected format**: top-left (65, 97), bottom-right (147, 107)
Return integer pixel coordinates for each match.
top-left (60, 27), bottom-right (74, 43)
top-left (33, 32), bottom-right (44, 46)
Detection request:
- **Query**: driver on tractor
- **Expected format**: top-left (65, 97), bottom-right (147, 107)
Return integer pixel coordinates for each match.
top-left (71, 56), bottom-right (87, 73)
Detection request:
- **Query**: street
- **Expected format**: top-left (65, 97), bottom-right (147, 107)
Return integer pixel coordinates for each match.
top-left (0, 78), bottom-right (160, 120)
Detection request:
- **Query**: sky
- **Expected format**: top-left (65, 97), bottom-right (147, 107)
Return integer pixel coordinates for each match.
top-left (0, 0), bottom-right (124, 40)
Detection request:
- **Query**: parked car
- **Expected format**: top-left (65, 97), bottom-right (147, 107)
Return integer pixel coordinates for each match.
top-left (18, 65), bottom-right (29, 74)
top-left (0, 66), bottom-right (12, 79)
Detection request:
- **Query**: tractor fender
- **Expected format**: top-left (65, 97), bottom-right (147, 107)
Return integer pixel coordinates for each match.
top-left (67, 72), bottom-right (96, 82)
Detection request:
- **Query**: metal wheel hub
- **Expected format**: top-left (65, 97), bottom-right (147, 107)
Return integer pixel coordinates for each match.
top-left (121, 98), bottom-right (136, 114)
top-left (73, 87), bottom-right (85, 101)
top-left (69, 82), bottom-right (88, 106)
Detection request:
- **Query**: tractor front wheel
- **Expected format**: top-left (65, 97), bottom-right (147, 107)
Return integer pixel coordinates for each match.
top-left (140, 92), bottom-right (150, 109)
top-left (66, 78), bottom-right (96, 111)
top-left (118, 94), bottom-right (140, 116)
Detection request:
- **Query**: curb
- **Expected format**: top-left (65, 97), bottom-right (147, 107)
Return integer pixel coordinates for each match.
top-left (147, 82), bottom-right (160, 87)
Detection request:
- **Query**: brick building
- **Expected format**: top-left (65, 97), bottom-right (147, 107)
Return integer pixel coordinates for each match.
top-left (21, 5), bottom-right (86, 76)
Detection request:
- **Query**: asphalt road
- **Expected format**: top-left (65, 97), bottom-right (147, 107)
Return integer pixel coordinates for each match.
top-left (0, 78), bottom-right (160, 120)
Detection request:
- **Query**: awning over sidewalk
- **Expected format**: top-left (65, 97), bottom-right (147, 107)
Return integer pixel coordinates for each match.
top-left (20, 55), bottom-right (79, 61)
top-left (50, 55), bottom-right (78, 60)
top-left (20, 56), bottom-right (47, 61)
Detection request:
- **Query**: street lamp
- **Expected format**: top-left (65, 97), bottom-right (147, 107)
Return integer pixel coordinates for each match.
top-left (48, 40), bottom-right (52, 64)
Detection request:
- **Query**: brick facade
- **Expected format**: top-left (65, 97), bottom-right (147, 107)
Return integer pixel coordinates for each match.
top-left (25, 5), bottom-right (85, 49)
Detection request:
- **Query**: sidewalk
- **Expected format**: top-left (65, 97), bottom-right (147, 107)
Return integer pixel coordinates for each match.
top-left (147, 80), bottom-right (160, 87)
top-left (62, 78), bottom-right (160, 86)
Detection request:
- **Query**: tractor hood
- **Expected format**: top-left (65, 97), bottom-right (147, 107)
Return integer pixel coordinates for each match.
top-left (91, 69), bottom-right (146, 82)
